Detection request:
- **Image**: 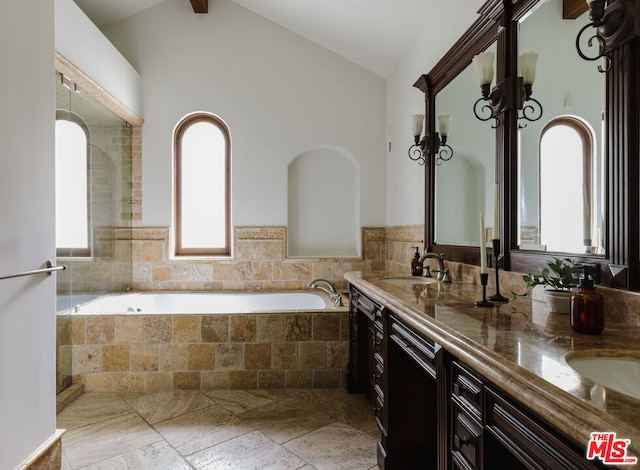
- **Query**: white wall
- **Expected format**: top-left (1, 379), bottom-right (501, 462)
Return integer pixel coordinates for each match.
top-left (385, 0), bottom-right (488, 227)
top-left (104, 0), bottom-right (386, 230)
top-left (0, 2), bottom-right (56, 468)
top-left (55, 0), bottom-right (143, 118)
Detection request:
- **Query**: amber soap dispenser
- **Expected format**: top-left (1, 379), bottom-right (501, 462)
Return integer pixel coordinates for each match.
top-left (411, 247), bottom-right (423, 276)
top-left (570, 266), bottom-right (604, 334)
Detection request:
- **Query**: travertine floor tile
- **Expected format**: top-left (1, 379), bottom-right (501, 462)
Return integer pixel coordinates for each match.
top-left (62, 412), bottom-right (163, 468)
top-left (74, 441), bottom-right (192, 470)
top-left (57, 389), bottom-right (377, 469)
top-left (237, 397), bottom-right (336, 444)
top-left (204, 389), bottom-right (284, 414)
top-left (154, 405), bottom-right (253, 456)
top-left (320, 393), bottom-right (379, 434)
top-left (57, 393), bottom-right (133, 430)
top-left (124, 390), bottom-right (215, 424)
top-left (186, 430), bottom-right (307, 470)
top-left (283, 422), bottom-right (379, 470)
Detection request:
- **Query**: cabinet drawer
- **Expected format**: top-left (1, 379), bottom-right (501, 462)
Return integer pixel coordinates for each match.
top-left (373, 361), bottom-right (384, 398)
top-left (374, 393), bottom-right (385, 433)
top-left (373, 329), bottom-right (384, 361)
top-left (486, 387), bottom-right (596, 470)
top-left (452, 402), bottom-right (482, 469)
top-left (355, 290), bottom-right (381, 322)
top-left (452, 361), bottom-right (483, 422)
top-left (389, 316), bottom-right (438, 378)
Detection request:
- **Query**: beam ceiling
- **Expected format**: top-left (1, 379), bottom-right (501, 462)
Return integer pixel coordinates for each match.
top-left (190, 0), bottom-right (208, 14)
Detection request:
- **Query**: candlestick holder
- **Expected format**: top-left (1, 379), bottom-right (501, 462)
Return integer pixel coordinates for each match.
top-left (475, 273), bottom-right (494, 307)
top-left (488, 238), bottom-right (508, 302)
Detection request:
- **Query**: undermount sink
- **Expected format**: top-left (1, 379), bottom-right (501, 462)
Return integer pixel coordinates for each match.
top-left (566, 354), bottom-right (640, 400)
top-left (382, 277), bottom-right (436, 285)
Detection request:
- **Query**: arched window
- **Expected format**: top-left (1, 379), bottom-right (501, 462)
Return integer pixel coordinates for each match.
top-left (55, 113), bottom-right (90, 256)
top-left (174, 113), bottom-right (231, 256)
top-left (539, 116), bottom-right (594, 253)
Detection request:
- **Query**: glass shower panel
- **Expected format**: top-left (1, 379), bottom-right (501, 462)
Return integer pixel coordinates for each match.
top-left (54, 71), bottom-right (133, 393)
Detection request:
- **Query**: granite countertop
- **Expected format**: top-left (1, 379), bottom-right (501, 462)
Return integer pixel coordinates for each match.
top-left (345, 271), bottom-right (640, 465)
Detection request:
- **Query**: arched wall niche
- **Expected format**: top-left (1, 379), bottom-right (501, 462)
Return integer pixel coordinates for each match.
top-left (287, 146), bottom-right (360, 258)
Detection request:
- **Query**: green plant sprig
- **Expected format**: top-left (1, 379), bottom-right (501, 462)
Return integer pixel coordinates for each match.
top-left (511, 257), bottom-right (582, 300)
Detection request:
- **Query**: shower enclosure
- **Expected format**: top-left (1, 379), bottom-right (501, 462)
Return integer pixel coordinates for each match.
top-left (55, 71), bottom-right (133, 393)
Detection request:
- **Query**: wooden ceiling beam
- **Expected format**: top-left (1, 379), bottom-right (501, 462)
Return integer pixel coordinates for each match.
top-left (563, 0), bottom-right (588, 19)
top-left (190, 0), bottom-right (208, 14)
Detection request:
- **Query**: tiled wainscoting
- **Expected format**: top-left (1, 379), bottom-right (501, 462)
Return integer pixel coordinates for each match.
top-left (70, 309), bottom-right (349, 393)
top-left (130, 226), bottom-right (393, 291)
top-left (59, 224), bottom-right (426, 393)
top-left (58, 224), bottom-right (426, 294)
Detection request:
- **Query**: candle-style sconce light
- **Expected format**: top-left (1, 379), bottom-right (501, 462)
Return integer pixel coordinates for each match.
top-left (472, 51), bottom-right (543, 128)
top-left (409, 114), bottom-right (454, 166)
top-left (576, 0), bottom-right (636, 73)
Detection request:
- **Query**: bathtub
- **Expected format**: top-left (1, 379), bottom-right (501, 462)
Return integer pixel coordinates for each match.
top-left (62, 290), bottom-right (349, 393)
top-left (62, 290), bottom-right (339, 314)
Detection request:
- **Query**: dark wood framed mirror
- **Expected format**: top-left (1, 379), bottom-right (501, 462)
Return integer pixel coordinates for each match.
top-left (415, 0), bottom-right (640, 290)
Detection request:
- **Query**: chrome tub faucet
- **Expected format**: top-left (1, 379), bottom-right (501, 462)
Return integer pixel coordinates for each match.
top-left (307, 278), bottom-right (343, 306)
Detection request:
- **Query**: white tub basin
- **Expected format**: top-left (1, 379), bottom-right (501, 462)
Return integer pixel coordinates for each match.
top-left (566, 355), bottom-right (640, 400)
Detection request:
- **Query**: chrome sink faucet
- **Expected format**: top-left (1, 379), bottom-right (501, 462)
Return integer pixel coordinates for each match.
top-left (307, 278), bottom-right (343, 306)
top-left (418, 251), bottom-right (451, 282)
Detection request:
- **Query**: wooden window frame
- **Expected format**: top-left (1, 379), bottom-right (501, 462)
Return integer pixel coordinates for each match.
top-left (536, 116), bottom-right (595, 251)
top-left (174, 112), bottom-right (231, 257)
top-left (539, 116), bottom-right (594, 233)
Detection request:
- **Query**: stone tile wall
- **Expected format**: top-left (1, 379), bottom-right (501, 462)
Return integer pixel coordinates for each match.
top-left (383, 225), bottom-right (425, 276)
top-left (60, 225), bottom-right (422, 393)
top-left (70, 309), bottom-right (349, 393)
top-left (129, 226), bottom-right (387, 292)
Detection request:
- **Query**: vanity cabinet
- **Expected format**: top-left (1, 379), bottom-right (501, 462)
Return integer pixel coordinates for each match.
top-left (348, 284), bottom-right (609, 470)
top-left (348, 285), bottom-right (387, 434)
top-left (348, 286), bottom-right (441, 468)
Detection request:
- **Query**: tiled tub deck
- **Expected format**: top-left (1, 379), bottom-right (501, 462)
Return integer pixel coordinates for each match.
top-left (58, 294), bottom-right (349, 393)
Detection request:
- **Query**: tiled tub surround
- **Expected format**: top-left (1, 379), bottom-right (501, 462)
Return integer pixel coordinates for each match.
top-left (58, 225), bottom-right (422, 394)
top-left (70, 307), bottom-right (350, 393)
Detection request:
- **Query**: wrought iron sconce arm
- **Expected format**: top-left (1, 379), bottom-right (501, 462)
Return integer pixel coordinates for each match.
top-left (408, 135), bottom-right (426, 165)
top-left (473, 78), bottom-right (543, 128)
top-left (473, 82), bottom-right (508, 128)
top-left (517, 79), bottom-right (543, 128)
top-left (576, 0), bottom-right (636, 73)
top-left (407, 132), bottom-right (453, 166)
top-left (435, 134), bottom-right (454, 166)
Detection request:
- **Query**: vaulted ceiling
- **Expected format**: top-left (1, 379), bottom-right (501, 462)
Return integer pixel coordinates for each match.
top-left (73, 0), bottom-right (587, 78)
top-left (73, 0), bottom-right (487, 78)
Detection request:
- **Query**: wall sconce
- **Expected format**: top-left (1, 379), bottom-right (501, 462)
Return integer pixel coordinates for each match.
top-left (517, 52), bottom-right (544, 128)
top-left (576, 0), bottom-right (635, 73)
top-left (409, 114), bottom-right (454, 166)
top-left (472, 51), bottom-right (543, 128)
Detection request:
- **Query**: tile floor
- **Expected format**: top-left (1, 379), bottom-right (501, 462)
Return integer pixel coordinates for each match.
top-left (57, 388), bottom-right (379, 470)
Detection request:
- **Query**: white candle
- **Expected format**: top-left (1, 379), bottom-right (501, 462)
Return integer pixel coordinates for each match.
top-left (493, 183), bottom-right (499, 240)
top-left (480, 213), bottom-right (487, 273)
top-left (583, 184), bottom-right (591, 243)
